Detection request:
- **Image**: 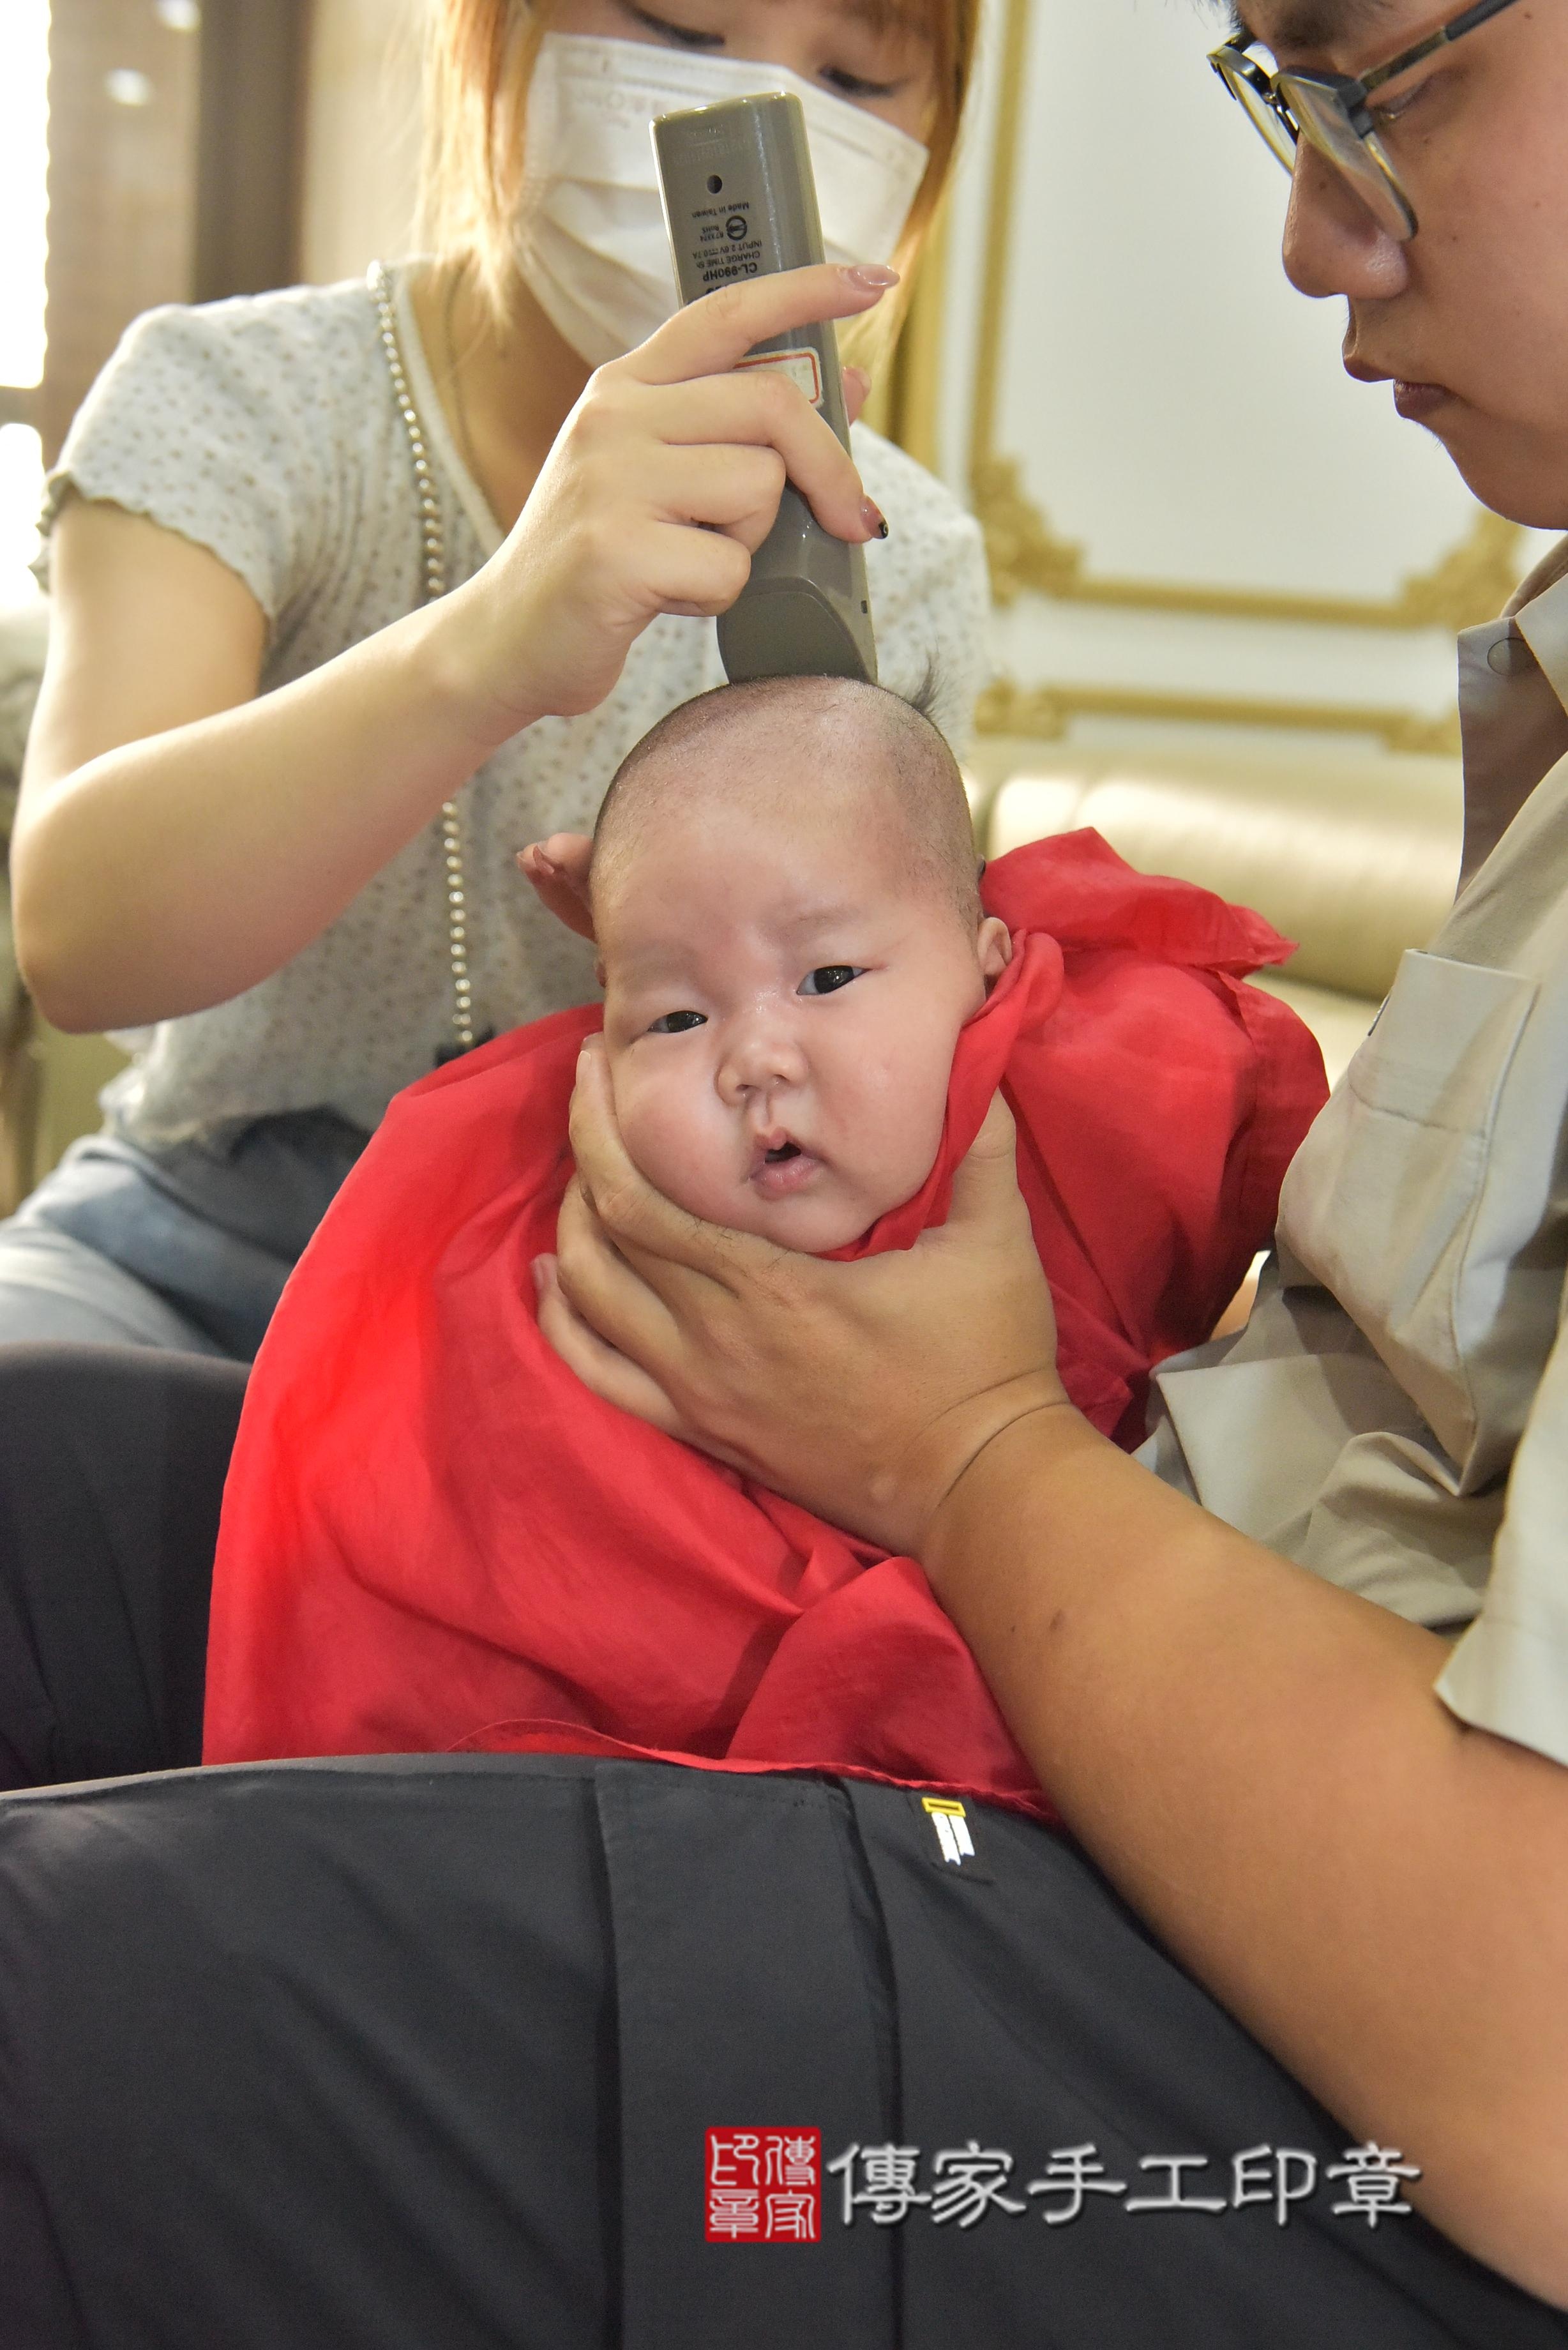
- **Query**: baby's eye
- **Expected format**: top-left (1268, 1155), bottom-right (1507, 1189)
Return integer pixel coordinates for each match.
top-left (798, 965), bottom-right (863, 997)
top-left (646, 1008), bottom-right (707, 1035)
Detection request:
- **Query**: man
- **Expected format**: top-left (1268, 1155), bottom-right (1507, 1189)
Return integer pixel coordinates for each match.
top-left (543, 0), bottom-right (1568, 2312)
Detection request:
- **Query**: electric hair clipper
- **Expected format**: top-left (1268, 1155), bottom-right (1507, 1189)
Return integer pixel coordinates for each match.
top-left (652, 92), bottom-right (878, 686)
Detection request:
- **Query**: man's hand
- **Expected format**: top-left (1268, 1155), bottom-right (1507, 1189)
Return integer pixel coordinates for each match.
top-left (534, 1038), bottom-right (1068, 1556)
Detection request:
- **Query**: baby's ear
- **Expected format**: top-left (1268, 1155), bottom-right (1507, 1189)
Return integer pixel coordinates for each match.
top-left (977, 915), bottom-right (1013, 982)
top-left (518, 835), bottom-right (596, 943)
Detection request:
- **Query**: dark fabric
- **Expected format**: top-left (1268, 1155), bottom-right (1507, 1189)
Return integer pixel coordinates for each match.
top-left (0, 1755), bottom-right (1562, 2350)
top-left (0, 1344), bottom-right (247, 1789)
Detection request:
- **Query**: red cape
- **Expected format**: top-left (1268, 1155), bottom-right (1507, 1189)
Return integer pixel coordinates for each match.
top-left (204, 835), bottom-right (1326, 1820)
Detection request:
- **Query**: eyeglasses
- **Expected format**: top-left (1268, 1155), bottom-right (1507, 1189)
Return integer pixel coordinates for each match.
top-left (1209, 0), bottom-right (1524, 241)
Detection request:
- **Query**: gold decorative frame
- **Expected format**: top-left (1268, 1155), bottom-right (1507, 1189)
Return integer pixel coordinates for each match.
top-left (977, 676), bottom-right (1460, 757)
top-left (965, 0), bottom-right (1521, 630)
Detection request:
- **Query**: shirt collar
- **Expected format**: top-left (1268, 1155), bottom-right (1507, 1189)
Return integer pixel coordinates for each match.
top-left (1456, 536), bottom-right (1568, 890)
top-left (1511, 543), bottom-right (1568, 711)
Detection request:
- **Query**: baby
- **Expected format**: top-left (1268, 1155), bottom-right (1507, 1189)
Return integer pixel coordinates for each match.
top-left (555, 679), bottom-right (1011, 1254)
top-left (204, 679), bottom-right (1325, 1816)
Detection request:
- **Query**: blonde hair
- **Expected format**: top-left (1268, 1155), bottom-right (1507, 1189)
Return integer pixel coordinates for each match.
top-left (419, 0), bottom-right (979, 362)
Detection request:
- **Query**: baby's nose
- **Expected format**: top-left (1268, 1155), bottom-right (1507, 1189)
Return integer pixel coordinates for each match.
top-left (717, 1013), bottom-right (807, 1103)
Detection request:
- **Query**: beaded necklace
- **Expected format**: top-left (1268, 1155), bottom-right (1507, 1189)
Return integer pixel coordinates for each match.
top-left (368, 259), bottom-right (494, 1064)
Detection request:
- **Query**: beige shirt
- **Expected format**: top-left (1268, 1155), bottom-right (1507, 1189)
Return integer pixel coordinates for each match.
top-left (1142, 541), bottom-right (1568, 1771)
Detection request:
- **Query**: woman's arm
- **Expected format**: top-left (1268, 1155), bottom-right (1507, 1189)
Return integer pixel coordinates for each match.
top-left (537, 1047), bottom-right (1568, 2309)
top-left (15, 264), bottom-right (891, 1033)
top-left (17, 510), bottom-right (488, 1031)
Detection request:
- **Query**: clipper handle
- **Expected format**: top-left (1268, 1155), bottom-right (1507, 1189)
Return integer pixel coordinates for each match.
top-left (653, 92), bottom-right (877, 686)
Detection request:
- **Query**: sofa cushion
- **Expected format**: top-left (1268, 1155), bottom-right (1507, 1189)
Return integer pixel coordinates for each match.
top-left (971, 740), bottom-right (1463, 1004)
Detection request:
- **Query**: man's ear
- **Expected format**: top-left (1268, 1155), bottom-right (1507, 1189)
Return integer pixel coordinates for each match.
top-left (977, 915), bottom-right (1013, 980)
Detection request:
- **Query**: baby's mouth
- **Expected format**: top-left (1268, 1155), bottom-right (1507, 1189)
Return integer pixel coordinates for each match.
top-left (748, 1132), bottom-right (825, 1200)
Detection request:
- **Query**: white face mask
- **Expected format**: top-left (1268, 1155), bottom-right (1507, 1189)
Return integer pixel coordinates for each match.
top-left (516, 31), bottom-right (929, 368)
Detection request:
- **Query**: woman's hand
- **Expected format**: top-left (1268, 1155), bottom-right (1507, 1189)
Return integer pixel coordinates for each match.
top-left (534, 1038), bottom-right (1068, 1556)
top-left (445, 263), bottom-right (894, 749)
top-left (518, 835), bottom-right (596, 941)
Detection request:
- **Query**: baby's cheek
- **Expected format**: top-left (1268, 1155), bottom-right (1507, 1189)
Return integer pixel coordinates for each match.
top-left (872, 1102), bottom-right (949, 1208)
top-left (611, 1061), bottom-right (736, 1224)
top-left (835, 1033), bottom-right (957, 1209)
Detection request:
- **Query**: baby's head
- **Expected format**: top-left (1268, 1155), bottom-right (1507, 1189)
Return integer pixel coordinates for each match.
top-left (591, 677), bottom-right (1011, 1254)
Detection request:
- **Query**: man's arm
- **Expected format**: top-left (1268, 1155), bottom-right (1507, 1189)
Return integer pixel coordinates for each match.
top-left (541, 1043), bottom-right (1568, 2307)
top-left (924, 1409), bottom-right (1568, 2307)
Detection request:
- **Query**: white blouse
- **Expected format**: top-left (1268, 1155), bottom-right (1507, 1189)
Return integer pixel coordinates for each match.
top-left (38, 268), bottom-right (990, 1146)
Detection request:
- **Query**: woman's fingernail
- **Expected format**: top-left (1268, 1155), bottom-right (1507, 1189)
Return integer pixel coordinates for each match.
top-left (841, 263), bottom-right (900, 291)
top-left (531, 1257), bottom-right (547, 1296)
top-left (861, 499), bottom-right (890, 540)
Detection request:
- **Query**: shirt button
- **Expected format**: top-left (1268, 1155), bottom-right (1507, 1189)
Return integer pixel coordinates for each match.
top-left (1488, 632), bottom-right (1538, 676)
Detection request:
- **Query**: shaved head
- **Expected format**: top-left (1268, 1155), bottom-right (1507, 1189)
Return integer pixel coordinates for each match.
top-left (592, 677), bottom-right (981, 930)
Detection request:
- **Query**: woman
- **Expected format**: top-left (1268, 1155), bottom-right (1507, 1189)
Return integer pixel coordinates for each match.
top-left (4, 0), bottom-right (986, 1358)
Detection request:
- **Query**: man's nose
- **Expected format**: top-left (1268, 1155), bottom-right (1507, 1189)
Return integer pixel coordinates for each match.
top-left (716, 1011), bottom-right (808, 1106)
top-left (1281, 139), bottom-right (1410, 302)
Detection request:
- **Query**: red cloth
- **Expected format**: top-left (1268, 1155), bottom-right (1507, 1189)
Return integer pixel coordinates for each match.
top-left (204, 835), bottom-right (1326, 1820)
